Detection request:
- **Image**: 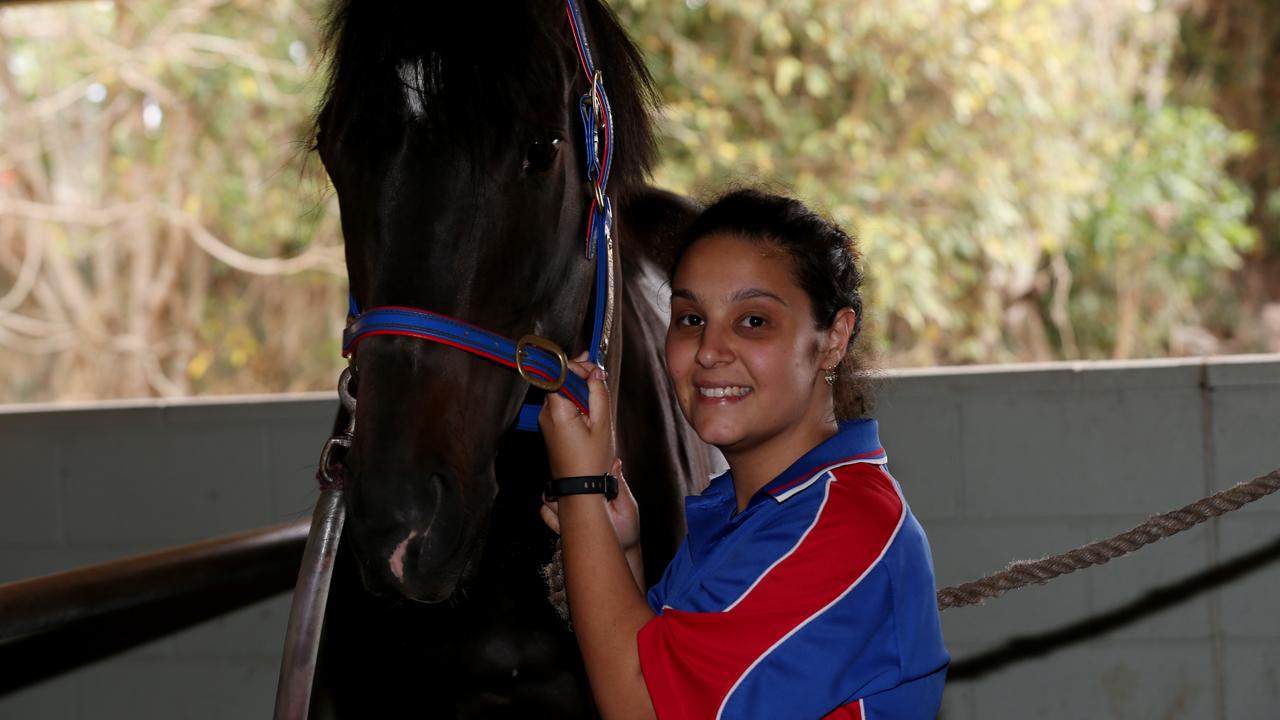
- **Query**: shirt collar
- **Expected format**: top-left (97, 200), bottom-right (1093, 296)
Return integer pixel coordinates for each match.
top-left (759, 418), bottom-right (887, 502)
top-left (684, 419), bottom-right (888, 552)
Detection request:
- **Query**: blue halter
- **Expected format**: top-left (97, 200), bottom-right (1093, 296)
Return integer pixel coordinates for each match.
top-left (341, 0), bottom-right (616, 433)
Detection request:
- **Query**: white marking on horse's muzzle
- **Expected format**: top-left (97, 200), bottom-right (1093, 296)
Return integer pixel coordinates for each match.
top-left (388, 529), bottom-right (422, 582)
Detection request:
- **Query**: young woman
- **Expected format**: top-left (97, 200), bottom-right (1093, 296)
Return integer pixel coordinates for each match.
top-left (539, 189), bottom-right (948, 719)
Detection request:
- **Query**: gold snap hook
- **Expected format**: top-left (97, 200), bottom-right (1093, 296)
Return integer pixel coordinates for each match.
top-left (515, 335), bottom-right (568, 393)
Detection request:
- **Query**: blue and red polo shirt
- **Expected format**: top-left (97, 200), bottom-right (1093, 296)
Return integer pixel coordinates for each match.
top-left (637, 419), bottom-right (948, 719)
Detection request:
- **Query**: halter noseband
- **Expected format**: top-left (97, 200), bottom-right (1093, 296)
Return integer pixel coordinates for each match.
top-left (339, 0), bottom-right (616, 434)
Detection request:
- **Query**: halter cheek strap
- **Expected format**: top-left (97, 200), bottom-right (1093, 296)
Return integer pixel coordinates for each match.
top-left (568, 0), bottom-right (616, 368)
top-left (340, 0), bottom-right (615, 434)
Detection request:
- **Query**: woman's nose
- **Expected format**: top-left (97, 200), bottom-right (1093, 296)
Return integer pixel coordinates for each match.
top-left (696, 323), bottom-right (733, 368)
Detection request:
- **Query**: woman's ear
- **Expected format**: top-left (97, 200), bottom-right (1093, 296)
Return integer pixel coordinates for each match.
top-left (821, 308), bottom-right (858, 368)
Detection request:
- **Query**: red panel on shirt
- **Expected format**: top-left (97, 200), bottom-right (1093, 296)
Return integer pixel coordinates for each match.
top-left (637, 463), bottom-right (904, 719)
top-left (823, 699), bottom-right (865, 719)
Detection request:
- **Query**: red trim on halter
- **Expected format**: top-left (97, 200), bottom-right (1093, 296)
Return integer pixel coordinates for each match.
top-left (567, 6), bottom-right (593, 77)
top-left (568, 5), bottom-right (611, 178)
top-left (342, 329), bottom-right (589, 416)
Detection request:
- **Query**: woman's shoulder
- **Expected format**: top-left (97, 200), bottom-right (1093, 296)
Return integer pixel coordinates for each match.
top-left (737, 462), bottom-right (908, 572)
top-left (772, 460), bottom-right (905, 533)
top-left (827, 462), bottom-right (905, 520)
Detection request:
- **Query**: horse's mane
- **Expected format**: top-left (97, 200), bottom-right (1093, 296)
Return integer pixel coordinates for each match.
top-left (314, 0), bottom-right (658, 199)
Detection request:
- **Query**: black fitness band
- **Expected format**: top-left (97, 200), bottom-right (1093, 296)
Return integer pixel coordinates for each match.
top-left (545, 474), bottom-right (618, 501)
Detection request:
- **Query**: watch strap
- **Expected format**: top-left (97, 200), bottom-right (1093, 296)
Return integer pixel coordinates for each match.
top-left (545, 474), bottom-right (618, 501)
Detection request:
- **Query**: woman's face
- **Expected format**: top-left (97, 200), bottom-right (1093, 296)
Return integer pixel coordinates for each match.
top-left (665, 233), bottom-right (836, 455)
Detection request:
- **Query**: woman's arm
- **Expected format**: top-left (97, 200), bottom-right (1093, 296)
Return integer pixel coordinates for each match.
top-left (558, 494), bottom-right (657, 719)
top-left (624, 543), bottom-right (645, 595)
top-left (542, 457), bottom-right (647, 594)
top-left (540, 361), bottom-right (658, 720)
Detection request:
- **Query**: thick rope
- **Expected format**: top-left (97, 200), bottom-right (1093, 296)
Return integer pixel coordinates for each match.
top-left (542, 540), bottom-right (572, 628)
top-left (936, 467), bottom-right (1280, 611)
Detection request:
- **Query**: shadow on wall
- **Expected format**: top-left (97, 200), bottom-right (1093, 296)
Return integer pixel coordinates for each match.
top-left (947, 532), bottom-right (1280, 682)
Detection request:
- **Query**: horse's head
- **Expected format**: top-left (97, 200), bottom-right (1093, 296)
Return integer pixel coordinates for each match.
top-left (314, 1), bottom-right (655, 602)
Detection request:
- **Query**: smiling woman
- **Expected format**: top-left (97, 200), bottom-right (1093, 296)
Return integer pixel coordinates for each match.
top-left (538, 189), bottom-right (949, 720)
top-left (663, 191), bottom-right (871, 504)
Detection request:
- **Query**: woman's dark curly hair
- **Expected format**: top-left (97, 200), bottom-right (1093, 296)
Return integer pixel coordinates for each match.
top-left (668, 188), bottom-right (875, 419)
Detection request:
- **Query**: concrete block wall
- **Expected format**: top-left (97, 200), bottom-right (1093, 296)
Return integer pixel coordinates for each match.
top-left (1, 356), bottom-right (1277, 718)
top-left (0, 394), bottom-right (337, 720)
top-left (876, 355), bottom-right (1280, 719)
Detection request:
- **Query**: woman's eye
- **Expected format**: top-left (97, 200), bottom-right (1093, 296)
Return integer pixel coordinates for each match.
top-left (677, 313), bottom-right (703, 327)
top-left (739, 315), bottom-right (767, 329)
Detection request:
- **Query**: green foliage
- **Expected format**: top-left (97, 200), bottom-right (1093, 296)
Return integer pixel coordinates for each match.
top-left (0, 1), bottom-right (343, 401)
top-left (1069, 106), bottom-right (1255, 357)
top-left (0, 0), bottom-right (1263, 402)
top-left (615, 0), bottom-right (1257, 362)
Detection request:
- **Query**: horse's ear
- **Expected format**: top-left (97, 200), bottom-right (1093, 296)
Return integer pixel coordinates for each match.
top-left (617, 185), bottom-right (703, 272)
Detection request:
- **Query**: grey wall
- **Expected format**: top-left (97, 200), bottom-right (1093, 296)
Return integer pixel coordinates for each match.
top-left (1, 356), bottom-right (1277, 719)
top-left (877, 356), bottom-right (1280, 720)
top-left (0, 394), bottom-right (333, 720)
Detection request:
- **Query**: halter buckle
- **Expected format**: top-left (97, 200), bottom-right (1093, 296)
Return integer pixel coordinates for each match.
top-left (592, 181), bottom-right (606, 213)
top-left (515, 335), bottom-right (569, 393)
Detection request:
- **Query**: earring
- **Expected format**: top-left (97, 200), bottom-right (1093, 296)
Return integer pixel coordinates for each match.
top-left (824, 368), bottom-right (836, 386)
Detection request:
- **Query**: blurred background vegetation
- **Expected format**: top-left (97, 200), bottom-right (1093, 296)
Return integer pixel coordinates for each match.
top-left (1, 0), bottom-right (1278, 403)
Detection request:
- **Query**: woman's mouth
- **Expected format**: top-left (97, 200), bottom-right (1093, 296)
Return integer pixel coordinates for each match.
top-left (697, 385), bottom-right (753, 399)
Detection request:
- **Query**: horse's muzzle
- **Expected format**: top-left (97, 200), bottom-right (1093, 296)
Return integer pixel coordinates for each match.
top-left (344, 464), bottom-right (479, 603)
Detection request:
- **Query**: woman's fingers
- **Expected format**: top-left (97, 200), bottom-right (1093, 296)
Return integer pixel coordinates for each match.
top-left (541, 383), bottom-right (587, 429)
top-left (609, 458), bottom-right (633, 508)
top-left (606, 458), bottom-right (630, 510)
top-left (542, 356), bottom-right (608, 425)
top-left (539, 392), bottom-right (573, 427)
top-left (584, 364), bottom-right (611, 429)
top-left (565, 351), bottom-right (592, 380)
top-left (604, 458), bottom-right (642, 550)
top-left (540, 501), bottom-right (561, 535)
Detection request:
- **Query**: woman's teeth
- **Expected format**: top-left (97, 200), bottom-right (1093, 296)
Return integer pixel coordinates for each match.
top-left (698, 386), bottom-right (752, 398)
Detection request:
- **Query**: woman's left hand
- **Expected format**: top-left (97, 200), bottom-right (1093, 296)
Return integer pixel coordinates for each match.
top-left (539, 353), bottom-right (615, 480)
top-left (542, 457), bottom-right (642, 550)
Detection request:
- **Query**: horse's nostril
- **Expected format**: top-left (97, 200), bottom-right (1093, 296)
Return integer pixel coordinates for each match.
top-left (423, 469), bottom-right (462, 507)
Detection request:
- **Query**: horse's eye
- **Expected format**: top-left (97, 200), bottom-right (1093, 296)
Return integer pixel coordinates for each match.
top-left (523, 138), bottom-right (561, 173)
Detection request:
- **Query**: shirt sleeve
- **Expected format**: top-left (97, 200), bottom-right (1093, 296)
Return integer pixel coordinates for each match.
top-left (636, 468), bottom-right (908, 720)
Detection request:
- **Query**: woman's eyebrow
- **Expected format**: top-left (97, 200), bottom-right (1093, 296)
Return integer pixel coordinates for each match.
top-left (730, 288), bottom-right (788, 305)
top-left (670, 287), bottom-right (788, 305)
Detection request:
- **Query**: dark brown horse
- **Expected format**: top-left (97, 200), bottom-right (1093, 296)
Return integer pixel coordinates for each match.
top-left (309, 1), bottom-right (712, 716)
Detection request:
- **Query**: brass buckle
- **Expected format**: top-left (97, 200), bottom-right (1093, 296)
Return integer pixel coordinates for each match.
top-left (515, 335), bottom-right (568, 393)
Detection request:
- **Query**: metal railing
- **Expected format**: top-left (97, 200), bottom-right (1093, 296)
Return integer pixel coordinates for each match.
top-left (0, 518), bottom-right (309, 642)
top-left (0, 518), bottom-right (309, 693)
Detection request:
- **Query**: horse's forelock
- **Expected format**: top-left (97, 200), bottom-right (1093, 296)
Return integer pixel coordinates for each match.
top-left (315, 0), bottom-right (656, 199)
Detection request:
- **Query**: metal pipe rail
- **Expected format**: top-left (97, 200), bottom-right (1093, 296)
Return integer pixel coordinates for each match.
top-left (274, 488), bottom-right (345, 720)
top-left (0, 518), bottom-right (309, 643)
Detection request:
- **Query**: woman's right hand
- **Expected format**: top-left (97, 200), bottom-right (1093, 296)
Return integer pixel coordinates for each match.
top-left (542, 457), bottom-right (641, 551)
